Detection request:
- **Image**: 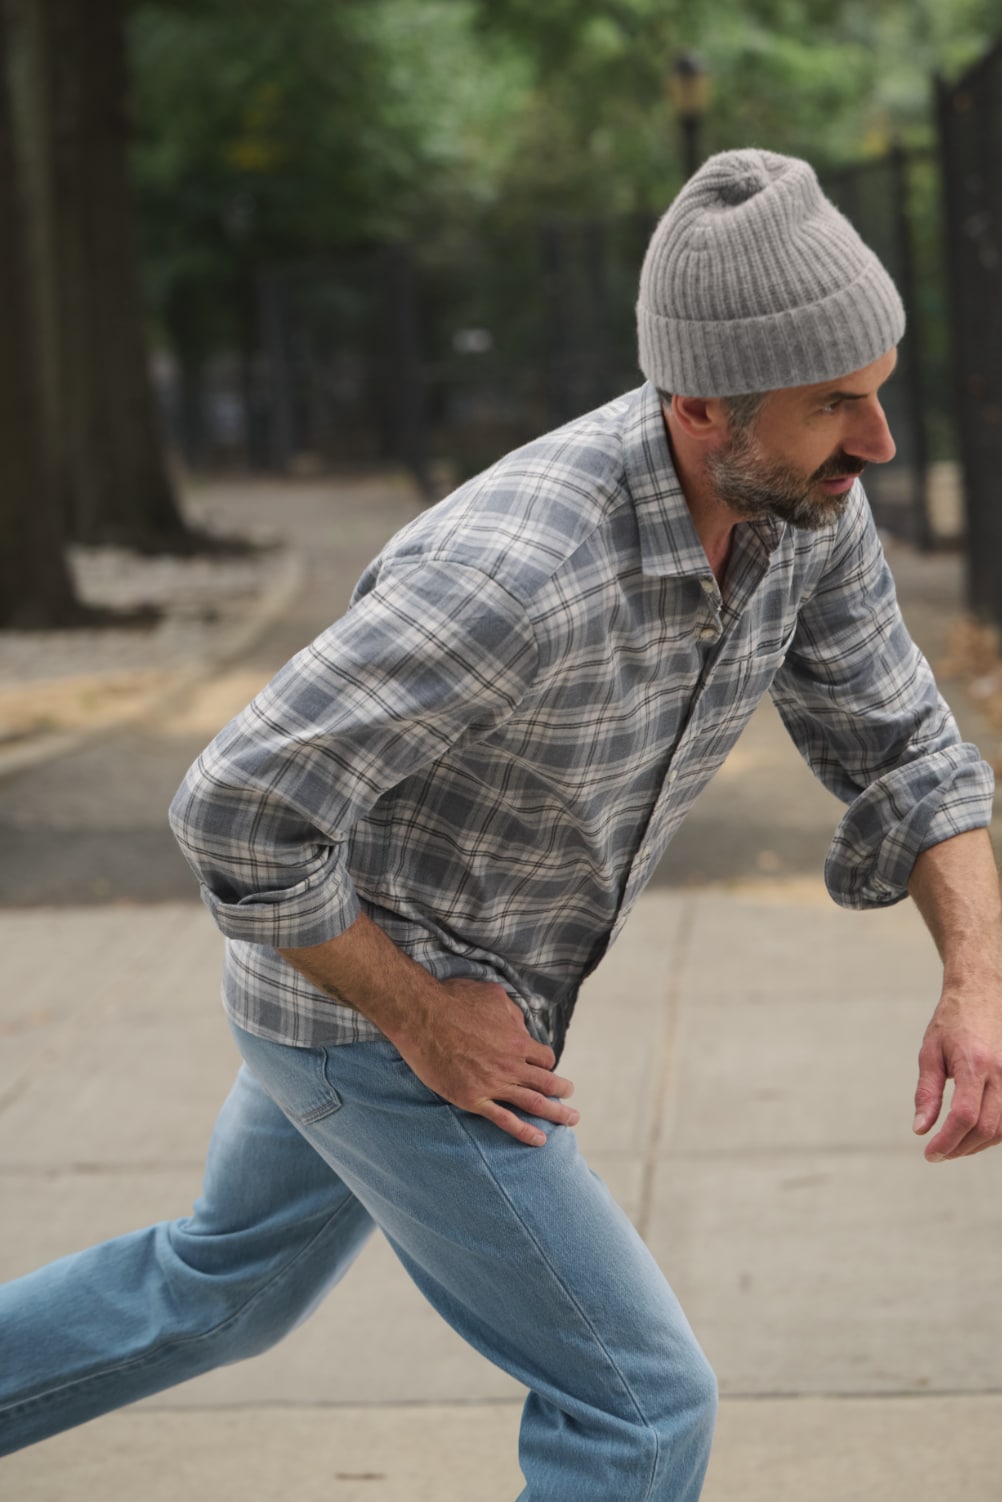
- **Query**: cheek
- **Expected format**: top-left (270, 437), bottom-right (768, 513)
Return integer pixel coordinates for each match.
top-left (766, 440), bottom-right (834, 483)
top-left (752, 410), bottom-right (835, 478)
top-left (800, 428), bottom-right (850, 479)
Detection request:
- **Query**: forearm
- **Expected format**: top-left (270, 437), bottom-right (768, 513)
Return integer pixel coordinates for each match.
top-left (278, 911), bottom-right (442, 1049)
top-left (907, 827), bottom-right (1002, 986)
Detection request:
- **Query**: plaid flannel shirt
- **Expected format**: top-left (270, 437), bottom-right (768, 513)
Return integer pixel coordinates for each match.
top-left (169, 383), bottom-right (995, 1050)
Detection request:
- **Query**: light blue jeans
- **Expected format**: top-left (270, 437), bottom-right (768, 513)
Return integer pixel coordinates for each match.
top-left (0, 1026), bottom-right (716, 1498)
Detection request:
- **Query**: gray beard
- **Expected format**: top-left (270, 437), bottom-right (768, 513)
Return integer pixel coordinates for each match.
top-left (706, 429), bottom-right (862, 532)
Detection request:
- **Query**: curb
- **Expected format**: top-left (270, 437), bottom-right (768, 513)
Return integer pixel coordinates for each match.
top-left (0, 546), bottom-right (305, 784)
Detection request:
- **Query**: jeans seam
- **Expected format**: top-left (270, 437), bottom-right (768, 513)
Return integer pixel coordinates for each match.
top-left (0, 1191), bottom-right (361, 1422)
top-left (446, 1106), bottom-right (661, 1500)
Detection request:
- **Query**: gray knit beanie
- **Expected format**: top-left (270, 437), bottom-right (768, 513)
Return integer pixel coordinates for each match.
top-left (636, 149), bottom-right (905, 397)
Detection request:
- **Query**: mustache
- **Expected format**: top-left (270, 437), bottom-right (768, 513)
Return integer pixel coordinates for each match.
top-left (812, 451), bottom-right (868, 483)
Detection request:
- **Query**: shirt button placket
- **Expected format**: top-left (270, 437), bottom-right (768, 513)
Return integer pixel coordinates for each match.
top-left (698, 577), bottom-right (721, 640)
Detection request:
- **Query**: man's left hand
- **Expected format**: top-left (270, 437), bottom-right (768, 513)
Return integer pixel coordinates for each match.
top-left (913, 986), bottom-right (1002, 1160)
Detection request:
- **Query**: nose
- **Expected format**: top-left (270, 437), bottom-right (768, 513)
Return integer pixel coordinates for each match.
top-left (850, 398), bottom-right (896, 465)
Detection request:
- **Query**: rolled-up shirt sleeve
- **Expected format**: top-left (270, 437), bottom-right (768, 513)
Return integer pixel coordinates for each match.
top-left (769, 490), bottom-right (995, 910)
top-left (168, 560), bottom-right (538, 947)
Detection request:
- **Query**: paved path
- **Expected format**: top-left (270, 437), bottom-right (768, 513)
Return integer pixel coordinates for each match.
top-left (0, 476), bottom-right (417, 905)
top-left (2, 474), bottom-right (1002, 1499)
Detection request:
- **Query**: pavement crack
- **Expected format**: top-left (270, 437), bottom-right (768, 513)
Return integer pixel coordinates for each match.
top-left (636, 892), bottom-right (695, 1239)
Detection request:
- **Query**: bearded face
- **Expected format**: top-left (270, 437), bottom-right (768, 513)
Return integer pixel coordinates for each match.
top-left (706, 420), bottom-right (868, 532)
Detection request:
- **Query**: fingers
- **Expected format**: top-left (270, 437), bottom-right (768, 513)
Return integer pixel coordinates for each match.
top-left (913, 1039), bottom-right (946, 1137)
top-left (474, 1083), bottom-right (580, 1148)
top-left (526, 1063), bottom-right (574, 1098)
top-left (509, 1086), bottom-right (580, 1129)
top-left (973, 1079), bottom-right (1002, 1148)
top-left (526, 1041), bottom-right (558, 1072)
top-left (924, 1073), bottom-right (985, 1160)
top-left (478, 1101), bottom-right (552, 1149)
top-left (926, 1076), bottom-right (1002, 1161)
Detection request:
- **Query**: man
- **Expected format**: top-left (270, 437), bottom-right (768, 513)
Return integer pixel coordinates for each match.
top-left (2, 149), bottom-right (1001, 1499)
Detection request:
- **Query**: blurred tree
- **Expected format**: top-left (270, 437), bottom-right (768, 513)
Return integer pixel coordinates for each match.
top-left (470, 0), bottom-right (1002, 214)
top-left (9, 0), bottom-right (996, 624)
top-left (0, 0), bottom-right (81, 625)
top-left (128, 0), bottom-right (532, 456)
top-left (7, 0), bottom-right (193, 551)
top-left (119, 0), bottom-right (1002, 486)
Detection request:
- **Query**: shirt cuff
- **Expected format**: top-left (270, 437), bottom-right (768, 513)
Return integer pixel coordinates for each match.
top-left (824, 742), bottom-right (995, 910)
top-left (198, 855), bottom-right (362, 949)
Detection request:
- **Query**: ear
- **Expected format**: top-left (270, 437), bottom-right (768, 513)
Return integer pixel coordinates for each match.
top-left (667, 394), bottom-right (730, 445)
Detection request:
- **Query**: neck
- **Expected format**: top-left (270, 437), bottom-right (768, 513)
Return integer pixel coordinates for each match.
top-left (700, 526), bottom-right (735, 586)
top-left (663, 408), bottom-right (739, 583)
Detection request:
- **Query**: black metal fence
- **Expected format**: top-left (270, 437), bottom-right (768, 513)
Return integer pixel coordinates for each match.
top-left (937, 37), bottom-right (1002, 619)
top-left (822, 149), bottom-right (937, 550)
top-left (162, 149), bottom-right (956, 552)
top-left (243, 214), bottom-right (656, 499)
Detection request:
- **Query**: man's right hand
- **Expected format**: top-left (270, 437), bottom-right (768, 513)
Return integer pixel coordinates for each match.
top-left (279, 915), bottom-right (578, 1148)
top-left (391, 978), bottom-right (578, 1147)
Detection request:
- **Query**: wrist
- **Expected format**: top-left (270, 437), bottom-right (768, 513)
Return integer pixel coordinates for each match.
top-left (941, 938), bottom-right (1002, 988)
top-left (358, 967), bottom-right (440, 1049)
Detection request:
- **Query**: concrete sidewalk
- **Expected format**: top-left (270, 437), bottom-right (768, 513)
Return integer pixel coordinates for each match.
top-left (4, 891), bottom-right (1002, 1499)
top-left (2, 475), bottom-right (1002, 1499)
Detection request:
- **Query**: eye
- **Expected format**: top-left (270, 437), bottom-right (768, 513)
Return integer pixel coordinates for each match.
top-left (818, 399), bottom-right (843, 415)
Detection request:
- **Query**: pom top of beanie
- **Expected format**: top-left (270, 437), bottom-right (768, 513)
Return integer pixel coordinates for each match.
top-left (636, 149), bottom-right (905, 397)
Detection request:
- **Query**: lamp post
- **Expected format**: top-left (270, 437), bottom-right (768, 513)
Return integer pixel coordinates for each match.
top-left (667, 53), bottom-right (712, 180)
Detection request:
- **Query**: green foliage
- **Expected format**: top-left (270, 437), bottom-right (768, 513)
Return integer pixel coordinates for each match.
top-left (129, 0), bottom-right (531, 347)
top-left (131, 0), bottom-right (1002, 247)
top-left (473, 0), bottom-right (1002, 210)
top-left (128, 0), bottom-right (1002, 356)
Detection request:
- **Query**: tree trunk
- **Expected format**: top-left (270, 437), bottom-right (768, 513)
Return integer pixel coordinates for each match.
top-left (0, 0), bottom-right (81, 627)
top-left (6, 0), bottom-right (71, 525)
top-left (43, 0), bottom-right (194, 551)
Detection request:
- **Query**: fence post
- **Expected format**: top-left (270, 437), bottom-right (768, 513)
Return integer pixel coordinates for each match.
top-left (386, 244), bottom-right (431, 500)
top-left (540, 221), bottom-right (572, 426)
top-left (258, 268), bottom-right (295, 473)
top-left (935, 66), bottom-right (1002, 617)
top-left (583, 220), bottom-right (612, 413)
top-left (889, 143), bottom-right (933, 552)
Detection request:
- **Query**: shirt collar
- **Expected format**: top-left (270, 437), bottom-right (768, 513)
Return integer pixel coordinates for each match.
top-left (624, 383), bottom-right (785, 578)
